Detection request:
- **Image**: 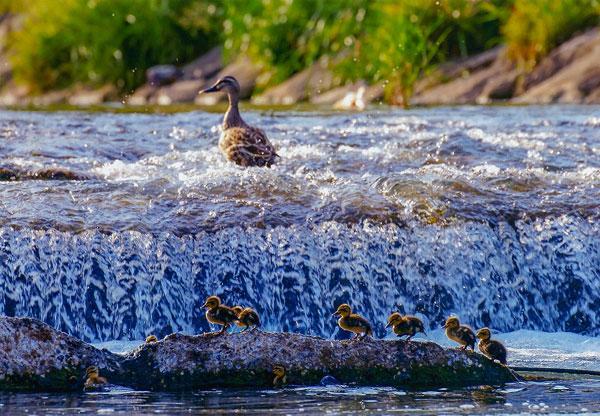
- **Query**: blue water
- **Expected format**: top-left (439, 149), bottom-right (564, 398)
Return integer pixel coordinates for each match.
top-left (1, 379), bottom-right (600, 415)
top-left (2, 105), bottom-right (600, 414)
top-left (1, 106), bottom-right (599, 343)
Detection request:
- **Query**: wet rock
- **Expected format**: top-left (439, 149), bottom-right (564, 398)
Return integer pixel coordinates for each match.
top-left (411, 48), bottom-right (518, 105)
top-left (518, 28), bottom-right (600, 94)
top-left (252, 60), bottom-right (334, 105)
top-left (128, 47), bottom-right (223, 106)
top-left (152, 79), bottom-right (206, 105)
top-left (146, 65), bottom-right (182, 86)
top-left (0, 80), bottom-right (30, 106)
top-left (0, 167), bottom-right (18, 180)
top-left (120, 331), bottom-right (515, 390)
top-left (0, 317), bottom-right (514, 392)
top-left (29, 169), bottom-right (90, 181)
top-left (181, 46), bottom-right (223, 81)
top-left (68, 84), bottom-right (117, 106)
top-left (195, 56), bottom-right (260, 105)
top-left (126, 83), bottom-right (159, 106)
top-left (513, 28), bottom-right (600, 104)
top-left (0, 317), bottom-right (121, 391)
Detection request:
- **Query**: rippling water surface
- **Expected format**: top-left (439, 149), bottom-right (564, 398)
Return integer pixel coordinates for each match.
top-left (1, 378), bottom-right (600, 415)
top-left (0, 106), bottom-right (599, 343)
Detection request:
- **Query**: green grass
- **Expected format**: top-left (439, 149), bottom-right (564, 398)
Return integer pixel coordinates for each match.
top-left (502, 0), bottom-right (600, 70)
top-left (3, 0), bottom-right (600, 104)
top-left (6, 0), bottom-right (219, 93)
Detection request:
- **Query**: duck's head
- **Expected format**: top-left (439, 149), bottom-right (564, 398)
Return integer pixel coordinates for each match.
top-left (442, 316), bottom-right (460, 329)
top-left (332, 303), bottom-right (352, 318)
top-left (201, 76), bottom-right (240, 95)
top-left (273, 364), bottom-right (286, 377)
top-left (146, 334), bottom-right (158, 343)
top-left (202, 296), bottom-right (221, 310)
top-left (386, 312), bottom-right (403, 328)
top-left (232, 305), bottom-right (243, 316)
top-left (85, 366), bottom-right (99, 378)
top-left (476, 327), bottom-right (491, 340)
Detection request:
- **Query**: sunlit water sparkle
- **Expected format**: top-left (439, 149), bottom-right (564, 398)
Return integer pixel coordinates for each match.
top-left (1, 106), bottom-right (600, 414)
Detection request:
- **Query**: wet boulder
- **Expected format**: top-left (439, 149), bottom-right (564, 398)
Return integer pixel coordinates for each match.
top-left (0, 317), bottom-right (121, 391)
top-left (120, 331), bottom-right (515, 390)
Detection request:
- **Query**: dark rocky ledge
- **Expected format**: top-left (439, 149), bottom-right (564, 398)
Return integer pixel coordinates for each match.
top-left (0, 317), bottom-right (121, 391)
top-left (0, 317), bottom-right (515, 391)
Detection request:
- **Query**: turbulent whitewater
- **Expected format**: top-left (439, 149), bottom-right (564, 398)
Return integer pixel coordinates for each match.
top-left (0, 106), bottom-right (599, 342)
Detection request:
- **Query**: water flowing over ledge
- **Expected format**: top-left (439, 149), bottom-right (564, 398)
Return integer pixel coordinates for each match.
top-left (1, 214), bottom-right (598, 343)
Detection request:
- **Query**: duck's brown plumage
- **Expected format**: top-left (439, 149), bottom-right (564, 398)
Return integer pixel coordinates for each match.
top-left (84, 366), bottom-right (108, 391)
top-left (386, 312), bottom-right (426, 341)
top-left (443, 317), bottom-right (476, 350)
top-left (238, 307), bottom-right (261, 331)
top-left (333, 304), bottom-right (373, 341)
top-left (202, 76), bottom-right (278, 167)
top-left (202, 296), bottom-right (238, 335)
top-left (476, 327), bottom-right (507, 365)
top-left (272, 365), bottom-right (287, 387)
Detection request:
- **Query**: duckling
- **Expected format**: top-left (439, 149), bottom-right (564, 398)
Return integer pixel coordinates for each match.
top-left (232, 306), bottom-right (245, 328)
top-left (476, 327), bottom-right (507, 365)
top-left (272, 364), bottom-right (287, 387)
top-left (386, 312), bottom-right (427, 341)
top-left (201, 76), bottom-right (278, 167)
top-left (442, 316), bottom-right (476, 351)
top-left (201, 295), bottom-right (239, 335)
top-left (145, 334), bottom-right (158, 343)
top-left (83, 366), bottom-right (108, 391)
top-left (231, 305), bottom-right (261, 331)
top-left (332, 303), bottom-right (373, 341)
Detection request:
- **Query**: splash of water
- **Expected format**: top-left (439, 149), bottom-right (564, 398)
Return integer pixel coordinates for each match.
top-left (1, 213), bottom-right (598, 342)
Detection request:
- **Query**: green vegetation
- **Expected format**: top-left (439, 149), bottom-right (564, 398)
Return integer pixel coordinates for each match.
top-left (2, 0), bottom-right (600, 104)
top-left (502, 0), bottom-right (600, 70)
top-left (4, 0), bottom-right (219, 92)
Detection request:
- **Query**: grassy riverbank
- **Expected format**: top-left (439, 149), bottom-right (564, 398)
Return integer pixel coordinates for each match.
top-left (1, 0), bottom-right (599, 104)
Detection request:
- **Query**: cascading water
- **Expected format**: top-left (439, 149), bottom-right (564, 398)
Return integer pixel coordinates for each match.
top-left (0, 106), bottom-right (599, 342)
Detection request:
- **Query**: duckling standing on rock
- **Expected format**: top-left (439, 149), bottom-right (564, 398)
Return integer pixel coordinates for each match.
top-left (272, 365), bottom-right (287, 387)
top-left (232, 305), bottom-right (261, 331)
top-left (386, 312), bottom-right (427, 341)
top-left (476, 327), bottom-right (507, 365)
top-left (83, 366), bottom-right (108, 391)
top-left (443, 316), bottom-right (476, 350)
top-left (201, 76), bottom-right (278, 167)
top-left (201, 296), bottom-right (239, 335)
top-left (332, 303), bottom-right (373, 341)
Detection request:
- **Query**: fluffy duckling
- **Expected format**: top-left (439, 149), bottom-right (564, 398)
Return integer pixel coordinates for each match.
top-left (201, 296), bottom-right (239, 335)
top-left (201, 76), bottom-right (278, 167)
top-left (232, 305), bottom-right (261, 331)
top-left (145, 334), bottom-right (158, 343)
top-left (332, 303), bottom-right (373, 341)
top-left (476, 327), bottom-right (507, 365)
top-left (443, 316), bottom-right (476, 350)
top-left (83, 366), bottom-right (108, 391)
top-left (386, 312), bottom-right (427, 341)
top-left (272, 364), bottom-right (287, 387)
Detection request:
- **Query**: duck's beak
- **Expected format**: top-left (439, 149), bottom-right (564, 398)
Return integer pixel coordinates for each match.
top-left (442, 323), bottom-right (448, 329)
top-left (332, 310), bottom-right (340, 317)
top-left (385, 321), bottom-right (393, 329)
top-left (200, 85), bottom-right (219, 94)
top-left (201, 302), bottom-right (209, 309)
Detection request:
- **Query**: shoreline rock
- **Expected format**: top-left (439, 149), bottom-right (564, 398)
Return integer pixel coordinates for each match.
top-left (0, 316), bottom-right (514, 392)
top-left (0, 317), bottom-right (121, 391)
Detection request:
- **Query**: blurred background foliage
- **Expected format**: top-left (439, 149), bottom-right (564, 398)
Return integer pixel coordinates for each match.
top-left (1, 0), bottom-right (600, 101)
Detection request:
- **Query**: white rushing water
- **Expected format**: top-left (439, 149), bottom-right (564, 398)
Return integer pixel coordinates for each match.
top-left (0, 106), bottom-right (599, 344)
